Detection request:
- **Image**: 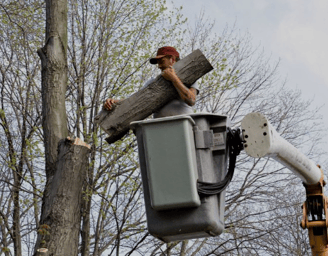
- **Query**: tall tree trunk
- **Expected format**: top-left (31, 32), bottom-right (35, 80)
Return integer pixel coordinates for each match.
top-left (1, 103), bottom-right (22, 256)
top-left (12, 175), bottom-right (22, 256)
top-left (38, 0), bottom-right (69, 179)
top-left (35, 0), bottom-right (90, 254)
top-left (81, 181), bottom-right (92, 256)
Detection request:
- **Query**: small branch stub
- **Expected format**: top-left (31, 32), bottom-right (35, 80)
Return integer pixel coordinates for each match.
top-left (36, 248), bottom-right (49, 256)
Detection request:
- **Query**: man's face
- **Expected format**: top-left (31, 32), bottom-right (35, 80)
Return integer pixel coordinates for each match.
top-left (157, 56), bottom-right (175, 71)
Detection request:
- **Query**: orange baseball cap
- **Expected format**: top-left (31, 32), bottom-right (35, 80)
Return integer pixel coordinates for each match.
top-left (150, 46), bottom-right (180, 64)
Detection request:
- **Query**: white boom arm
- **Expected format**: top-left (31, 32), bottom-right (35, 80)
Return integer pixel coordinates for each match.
top-left (241, 112), bottom-right (321, 185)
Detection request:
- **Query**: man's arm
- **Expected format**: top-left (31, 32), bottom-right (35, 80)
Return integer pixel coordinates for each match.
top-left (161, 66), bottom-right (197, 106)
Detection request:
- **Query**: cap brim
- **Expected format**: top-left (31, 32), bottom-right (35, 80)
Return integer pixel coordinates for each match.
top-left (149, 55), bottom-right (165, 64)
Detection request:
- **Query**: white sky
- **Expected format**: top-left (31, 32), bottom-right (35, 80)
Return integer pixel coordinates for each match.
top-left (168, 0), bottom-right (328, 157)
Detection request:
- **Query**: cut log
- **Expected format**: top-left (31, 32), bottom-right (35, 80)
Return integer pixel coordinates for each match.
top-left (95, 49), bottom-right (213, 144)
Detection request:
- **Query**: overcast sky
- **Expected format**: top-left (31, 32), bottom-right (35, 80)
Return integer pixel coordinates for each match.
top-left (168, 0), bottom-right (328, 158)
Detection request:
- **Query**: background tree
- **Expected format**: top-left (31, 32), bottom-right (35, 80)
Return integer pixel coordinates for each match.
top-left (0, 1), bottom-right (44, 255)
top-left (0, 0), bottom-right (326, 255)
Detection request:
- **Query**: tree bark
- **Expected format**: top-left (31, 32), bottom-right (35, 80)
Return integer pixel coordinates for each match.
top-left (12, 168), bottom-right (22, 256)
top-left (95, 49), bottom-right (213, 144)
top-left (35, 139), bottom-right (90, 255)
top-left (37, 0), bottom-right (69, 179)
top-left (35, 0), bottom-right (91, 254)
top-left (81, 183), bottom-right (92, 256)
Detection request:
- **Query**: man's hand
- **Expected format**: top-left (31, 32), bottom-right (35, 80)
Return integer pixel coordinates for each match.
top-left (161, 66), bottom-right (179, 83)
top-left (103, 98), bottom-right (119, 111)
top-left (161, 66), bottom-right (197, 106)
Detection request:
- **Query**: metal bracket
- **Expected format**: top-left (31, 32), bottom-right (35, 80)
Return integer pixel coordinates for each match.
top-left (194, 127), bottom-right (214, 149)
top-left (300, 166), bottom-right (328, 255)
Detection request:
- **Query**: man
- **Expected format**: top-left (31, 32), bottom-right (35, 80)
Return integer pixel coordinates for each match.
top-left (103, 46), bottom-right (198, 118)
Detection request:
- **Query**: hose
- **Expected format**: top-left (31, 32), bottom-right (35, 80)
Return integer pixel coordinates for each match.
top-left (197, 128), bottom-right (244, 196)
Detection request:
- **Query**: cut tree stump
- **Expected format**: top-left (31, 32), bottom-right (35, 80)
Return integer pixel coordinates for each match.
top-left (95, 49), bottom-right (213, 144)
top-left (36, 248), bottom-right (49, 256)
top-left (34, 138), bottom-right (90, 256)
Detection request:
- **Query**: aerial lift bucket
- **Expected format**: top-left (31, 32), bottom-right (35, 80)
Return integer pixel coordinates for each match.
top-left (131, 113), bottom-right (230, 242)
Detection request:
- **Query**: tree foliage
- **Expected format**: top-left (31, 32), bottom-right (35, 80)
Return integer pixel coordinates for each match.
top-left (0, 0), bottom-right (326, 255)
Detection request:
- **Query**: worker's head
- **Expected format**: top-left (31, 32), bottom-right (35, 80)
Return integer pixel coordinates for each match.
top-left (150, 46), bottom-right (180, 70)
